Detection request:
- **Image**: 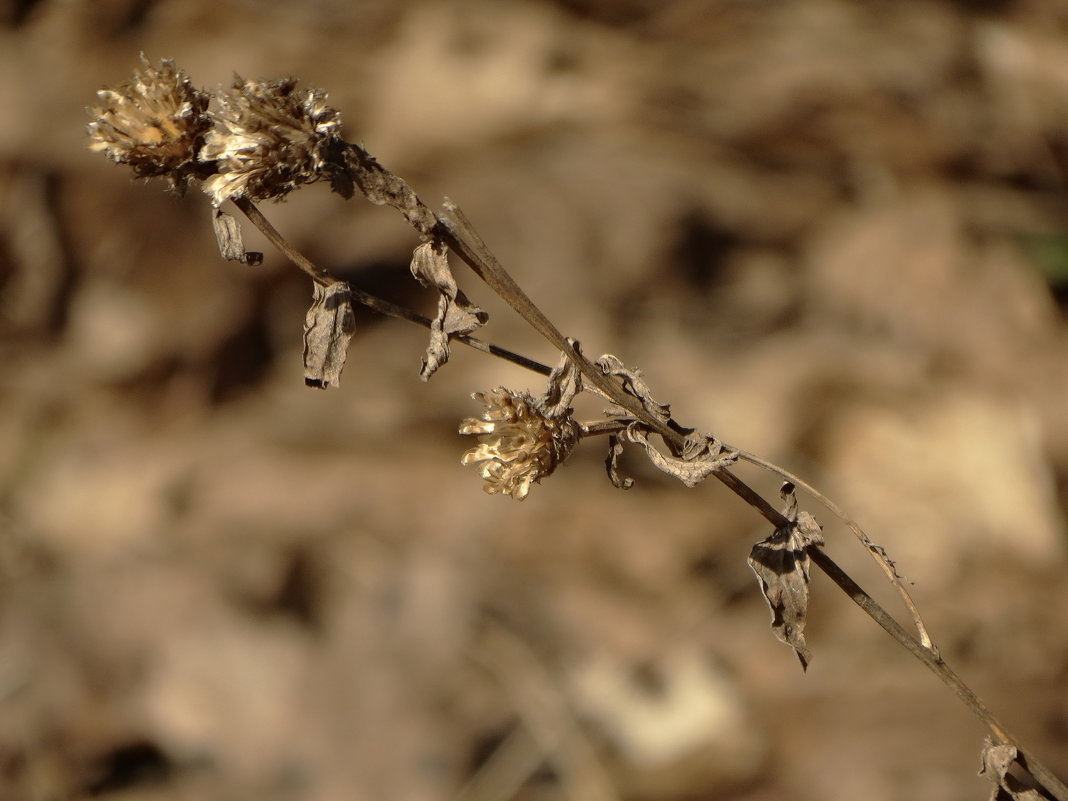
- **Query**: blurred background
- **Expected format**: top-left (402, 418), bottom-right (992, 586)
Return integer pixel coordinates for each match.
top-left (2, 0), bottom-right (1068, 799)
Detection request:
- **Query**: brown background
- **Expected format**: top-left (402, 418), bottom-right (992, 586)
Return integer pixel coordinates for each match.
top-left (2, 1), bottom-right (1068, 799)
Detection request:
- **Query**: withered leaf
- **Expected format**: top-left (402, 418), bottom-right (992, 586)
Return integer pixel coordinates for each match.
top-left (212, 209), bottom-right (263, 265)
top-left (979, 739), bottom-right (1046, 801)
top-left (605, 434), bottom-right (634, 490)
top-left (303, 280), bottom-right (356, 389)
top-left (538, 340), bottom-right (583, 419)
top-left (342, 143), bottom-right (438, 236)
top-left (748, 485), bottom-right (824, 670)
top-left (624, 425), bottom-right (737, 488)
top-left (596, 354), bottom-right (670, 422)
top-left (410, 239), bottom-right (487, 381)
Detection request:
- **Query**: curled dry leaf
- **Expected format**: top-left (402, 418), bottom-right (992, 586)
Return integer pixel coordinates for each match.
top-left (748, 484), bottom-right (824, 670)
top-left (623, 425), bottom-right (737, 488)
top-left (410, 239), bottom-right (487, 381)
top-left (596, 354), bottom-right (671, 422)
top-left (211, 209), bottom-right (263, 265)
top-left (537, 340), bottom-right (583, 419)
top-left (979, 739), bottom-right (1046, 801)
top-left (605, 434), bottom-right (633, 489)
top-left (303, 280), bottom-right (356, 389)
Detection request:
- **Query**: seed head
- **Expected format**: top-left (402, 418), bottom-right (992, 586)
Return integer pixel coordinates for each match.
top-left (87, 56), bottom-right (211, 191)
top-left (200, 76), bottom-right (343, 206)
top-left (459, 388), bottom-right (579, 501)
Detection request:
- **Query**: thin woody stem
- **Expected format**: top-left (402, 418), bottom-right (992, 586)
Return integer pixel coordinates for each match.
top-left (233, 196), bottom-right (332, 284)
top-left (427, 203), bottom-right (1066, 797)
top-left (231, 197), bottom-right (553, 377)
top-left (242, 161), bottom-right (1066, 800)
top-left (437, 200), bottom-right (680, 442)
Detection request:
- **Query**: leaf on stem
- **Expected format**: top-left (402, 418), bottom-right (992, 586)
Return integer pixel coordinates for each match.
top-left (212, 209), bottom-right (263, 265)
top-left (623, 425), bottom-right (737, 488)
top-left (411, 239), bottom-right (488, 381)
top-left (596, 354), bottom-right (671, 422)
top-left (303, 280), bottom-right (356, 389)
top-left (748, 483), bottom-right (824, 671)
top-left (537, 340), bottom-right (583, 419)
top-left (342, 143), bottom-right (438, 236)
top-left (605, 434), bottom-right (633, 489)
top-left (979, 739), bottom-right (1046, 801)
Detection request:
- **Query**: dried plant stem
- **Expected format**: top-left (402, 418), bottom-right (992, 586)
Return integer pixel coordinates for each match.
top-left (438, 201), bottom-right (676, 441)
top-left (238, 184), bottom-right (1067, 801)
top-left (232, 198), bottom-right (552, 376)
top-left (88, 59), bottom-right (1067, 799)
top-left (430, 206), bottom-right (1067, 798)
top-left (233, 196), bottom-right (331, 285)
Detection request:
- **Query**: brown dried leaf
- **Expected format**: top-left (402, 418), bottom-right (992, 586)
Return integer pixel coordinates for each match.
top-left (605, 434), bottom-right (634, 490)
top-left (979, 739), bottom-right (1046, 801)
top-left (538, 340), bottom-right (583, 419)
top-left (411, 240), bottom-right (487, 381)
top-left (596, 354), bottom-right (671, 421)
top-left (211, 209), bottom-right (263, 265)
top-left (303, 280), bottom-right (356, 389)
top-left (342, 143), bottom-right (438, 236)
top-left (623, 425), bottom-right (737, 487)
top-left (748, 485), bottom-right (824, 670)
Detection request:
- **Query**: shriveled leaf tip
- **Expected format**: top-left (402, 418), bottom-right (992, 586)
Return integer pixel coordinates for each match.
top-left (212, 209), bottom-right (263, 265)
top-left (410, 240), bottom-right (487, 381)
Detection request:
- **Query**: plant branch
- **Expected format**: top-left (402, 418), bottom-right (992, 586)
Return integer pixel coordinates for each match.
top-left (437, 200), bottom-right (679, 441)
top-left (231, 197), bottom-right (553, 377)
top-left (244, 157), bottom-right (1066, 801)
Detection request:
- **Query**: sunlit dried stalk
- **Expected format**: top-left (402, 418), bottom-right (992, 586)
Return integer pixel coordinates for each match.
top-left (86, 59), bottom-right (1068, 801)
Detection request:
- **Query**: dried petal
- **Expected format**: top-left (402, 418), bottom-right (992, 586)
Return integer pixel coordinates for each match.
top-left (201, 76), bottom-right (344, 205)
top-left (87, 56), bottom-right (211, 191)
top-left (459, 388), bottom-right (579, 500)
top-left (303, 281), bottom-right (356, 389)
top-left (411, 239), bottom-right (487, 380)
top-left (748, 484), bottom-right (824, 670)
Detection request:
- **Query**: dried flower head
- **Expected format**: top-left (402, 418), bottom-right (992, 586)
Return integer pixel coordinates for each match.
top-left (459, 388), bottom-right (579, 500)
top-left (87, 56), bottom-right (211, 190)
top-left (200, 77), bottom-right (344, 206)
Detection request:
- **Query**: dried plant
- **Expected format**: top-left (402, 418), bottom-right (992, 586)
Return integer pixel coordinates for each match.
top-left (88, 58), bottom-right (1068, 801)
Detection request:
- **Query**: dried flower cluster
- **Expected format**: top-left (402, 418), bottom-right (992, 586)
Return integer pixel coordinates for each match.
top-left (87, 57), bottom-right (211, 191)
top-left (200, 77), bottom-right (344, 205)
top-left (88, 58), bottom-right (343, 204)
top-left (459, 388), bottom-right (580, 500)
top-left (84, 57), bottom-right (1068, 801)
